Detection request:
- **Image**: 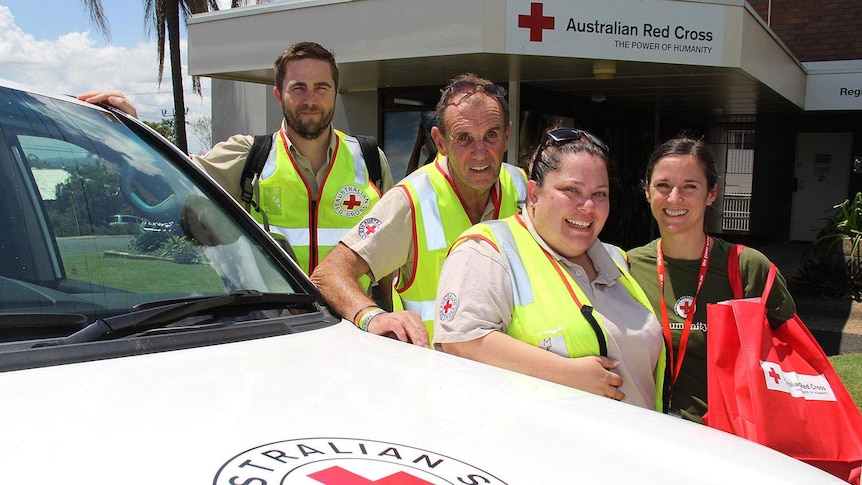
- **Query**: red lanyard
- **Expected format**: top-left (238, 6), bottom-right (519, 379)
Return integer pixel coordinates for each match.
top-left (657, 236), bottom-right (711, 388)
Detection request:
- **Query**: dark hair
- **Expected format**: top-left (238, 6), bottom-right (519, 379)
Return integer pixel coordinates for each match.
top-left (434, 73), bottom-right (509, 135)
top-left (645, 134), bottom-right (718, 189)
top-left (273, 42), bottom-right (339, 92)
top-left (528, 127), bottom-right (616, 186)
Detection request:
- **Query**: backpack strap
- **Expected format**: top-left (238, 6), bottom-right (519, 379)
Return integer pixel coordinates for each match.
top-left (240, 133), bottom-right (275, 205)
top-left (727, 243), bottom-right (745, 299)
top-left (357, 134), bottom-right (382, 188)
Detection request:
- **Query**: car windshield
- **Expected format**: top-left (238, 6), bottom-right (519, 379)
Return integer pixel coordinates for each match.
top-left (0, 84), bottom-right (318, 347)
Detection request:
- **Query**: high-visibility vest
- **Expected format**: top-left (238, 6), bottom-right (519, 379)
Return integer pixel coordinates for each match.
top-left (455, 215), bottom-right (667, 411)
top-left (395, 157), bottom-right (527, 341)
top-left (254, 129), bottom-right (381, 282)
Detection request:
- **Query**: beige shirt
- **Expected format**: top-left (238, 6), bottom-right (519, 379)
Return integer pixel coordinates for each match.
top-left (433, 211), bottom-right (664, 409)
top-left (190, 121), bottom-right (394, 205)
top-left (341, 157), bottom-right (502, 283)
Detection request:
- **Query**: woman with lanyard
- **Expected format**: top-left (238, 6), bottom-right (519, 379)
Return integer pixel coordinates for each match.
top-left (628, 134), bottom-right (796, 422)
top-left (433, 127), bottom-right (666, 411)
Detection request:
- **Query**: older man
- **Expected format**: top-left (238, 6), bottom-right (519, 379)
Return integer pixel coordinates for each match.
top-left (312, 73), bottom-right (527, 347)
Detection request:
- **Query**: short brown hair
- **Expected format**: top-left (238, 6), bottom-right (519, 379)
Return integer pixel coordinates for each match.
top-left (435, 73), bottom-right (509, 135)
top-left (273, 42), bottom-right (339, 91)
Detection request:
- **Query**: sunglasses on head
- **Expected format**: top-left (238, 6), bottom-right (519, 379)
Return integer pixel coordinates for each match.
top-left (531, 128), bottom-right (609, 176)
top-left (544, 127), bottom-right (609, 153)
top-left (446, 80), bottom-right (508, 106)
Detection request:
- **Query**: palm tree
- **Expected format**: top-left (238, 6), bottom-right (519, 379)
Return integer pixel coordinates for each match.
top-left (80, 0), bottom-right (267, 154)
top-left (145, 0), bottom-right (220, 154)
top-left (78, 0), bottom-right (111, 42)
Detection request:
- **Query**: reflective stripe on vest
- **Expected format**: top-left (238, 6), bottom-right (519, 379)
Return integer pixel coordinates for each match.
top-left (396, 159), bottom-right (527, 340)
top-left (253, 129), bottom-right (380, 277)
top-left (455, 215), bottom-right (666, 411)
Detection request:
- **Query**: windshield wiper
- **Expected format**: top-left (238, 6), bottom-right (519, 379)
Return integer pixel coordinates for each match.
top-left (52, 290), bottom-right (316, 345)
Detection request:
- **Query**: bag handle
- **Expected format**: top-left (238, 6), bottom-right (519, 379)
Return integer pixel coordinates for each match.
top-left (727, 244), bottom-right (777, 304)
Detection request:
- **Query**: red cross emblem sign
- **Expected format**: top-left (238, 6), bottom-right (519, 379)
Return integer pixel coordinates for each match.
top-left (439, 293), bottom-right (458, 322)
top-left (518, 2), bottom-right (555, 42)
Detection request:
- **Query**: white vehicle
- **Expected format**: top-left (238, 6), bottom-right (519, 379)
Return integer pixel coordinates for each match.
top-left (0, 80), bottom-right (844, 484)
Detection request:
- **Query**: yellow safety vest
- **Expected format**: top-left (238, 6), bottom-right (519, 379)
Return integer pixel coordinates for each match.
top-left (254, 129), bottom-right (381, 281)
top-left (455, 214), bottom-right (667, 411)
top-left (394, 157), bottom-right (527, 341)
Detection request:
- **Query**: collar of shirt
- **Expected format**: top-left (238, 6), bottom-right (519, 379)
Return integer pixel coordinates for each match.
top-left (437, 156), bottom-right (502, 222)
top-left (279, 121), bottom-right (337, 173)
top-left (520, 209), bottom-right (621, 287)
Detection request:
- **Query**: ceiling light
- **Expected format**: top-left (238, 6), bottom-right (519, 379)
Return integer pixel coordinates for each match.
top-left (593, 60), bottom-right (616, 80)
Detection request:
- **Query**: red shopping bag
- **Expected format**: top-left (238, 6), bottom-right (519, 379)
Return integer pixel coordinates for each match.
top-left (706, 261), bottom-right (862, 484)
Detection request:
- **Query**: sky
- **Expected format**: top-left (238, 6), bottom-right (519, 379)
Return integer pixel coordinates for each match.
top-left (0, 0), bottom-right (231, 154)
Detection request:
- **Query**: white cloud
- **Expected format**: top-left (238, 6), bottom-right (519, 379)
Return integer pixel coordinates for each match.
top-left (0, 6), bottom-right (211, 154)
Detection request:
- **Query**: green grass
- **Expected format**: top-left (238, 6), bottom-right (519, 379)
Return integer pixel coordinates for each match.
top-left (63, 253), bottom-right (225, 293)
top-left (831, 354), bottom-right (862, 411)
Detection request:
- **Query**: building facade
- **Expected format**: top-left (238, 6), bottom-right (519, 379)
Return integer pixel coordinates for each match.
top-left (187, 0), bottom-right (862, 249)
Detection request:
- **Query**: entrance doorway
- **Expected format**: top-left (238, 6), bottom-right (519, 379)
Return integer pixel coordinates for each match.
top-left (790, 132), bottom-right (853, 241)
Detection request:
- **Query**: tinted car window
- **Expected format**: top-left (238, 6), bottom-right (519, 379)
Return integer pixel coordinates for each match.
top-left (0, 85), bottom-right (325, 355)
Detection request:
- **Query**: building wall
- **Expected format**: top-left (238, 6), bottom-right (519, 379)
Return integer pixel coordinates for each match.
top-left (211, 79), bottom-right (380, 151)
top-left (211, 79), bottom-right (282, 144)
top-left (747, 0), bottom-right (862, 61)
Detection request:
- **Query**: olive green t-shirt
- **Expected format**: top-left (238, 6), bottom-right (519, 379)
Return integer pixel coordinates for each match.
top-left (628, 237), bottom-right (796, 422)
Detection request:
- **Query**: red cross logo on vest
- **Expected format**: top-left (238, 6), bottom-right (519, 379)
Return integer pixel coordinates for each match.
top-left (343, 194), bottom-right (362, 210)
top-left (309, 466), bottom-right (434, 485)
top-left (518, 2), bottom-right (555, 42)
top-left (439, 292), bottom-right (458, 322)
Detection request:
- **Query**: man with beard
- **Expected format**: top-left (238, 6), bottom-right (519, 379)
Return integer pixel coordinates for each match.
top-left (195, 42), bottom-right (392, 283)
top-left (82, 42), bottom-right (393, 282)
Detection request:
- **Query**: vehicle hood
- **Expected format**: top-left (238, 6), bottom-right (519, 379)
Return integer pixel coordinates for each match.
top-left (0, 321), bottom-right (842, 484)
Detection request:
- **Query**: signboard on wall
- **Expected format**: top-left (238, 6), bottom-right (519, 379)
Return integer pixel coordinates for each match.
top-left (804, 62), bottom-right (862, 111)
top-left (506, 0), bottom-right (725, 66)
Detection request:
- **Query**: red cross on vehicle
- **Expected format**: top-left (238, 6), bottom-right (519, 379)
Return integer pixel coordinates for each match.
top-left (518, 2), bottom-right (554, 42)
top-left (309, 466), bottom-right (434, 485)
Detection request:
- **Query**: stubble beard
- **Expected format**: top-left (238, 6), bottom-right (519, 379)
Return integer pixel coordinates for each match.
top-left (284, 105), bottom-right (335, 140)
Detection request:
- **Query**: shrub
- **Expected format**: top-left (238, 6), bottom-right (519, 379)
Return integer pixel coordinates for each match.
top-left (792, 193), bottom-right (862, 301)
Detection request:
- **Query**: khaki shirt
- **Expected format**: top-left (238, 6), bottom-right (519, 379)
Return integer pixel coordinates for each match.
top-left (434, 211), bottom-right (664, 409)
top-left (190, 121), bottom-right (394, 205)
top-left (341, 157), bottom-right (501, 283)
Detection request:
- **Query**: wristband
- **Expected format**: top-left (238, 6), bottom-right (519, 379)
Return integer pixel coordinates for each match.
top-left (358, 308), bottom-right (386, 332)
top-left (352, 304), bottom-right (378, 325)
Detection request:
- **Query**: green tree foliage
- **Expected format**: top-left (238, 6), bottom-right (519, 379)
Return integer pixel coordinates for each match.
top-left (144, 119), bottom-right (177, 145)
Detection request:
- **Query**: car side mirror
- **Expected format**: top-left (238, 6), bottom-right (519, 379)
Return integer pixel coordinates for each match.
top-left (180, 195), bottom-right (241, 246)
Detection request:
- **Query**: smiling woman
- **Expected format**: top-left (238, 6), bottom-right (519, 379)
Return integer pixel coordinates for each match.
top-left (627, 134), bottom-right (797, 422)
top-left (434, 127), bottom-right (667, 411)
